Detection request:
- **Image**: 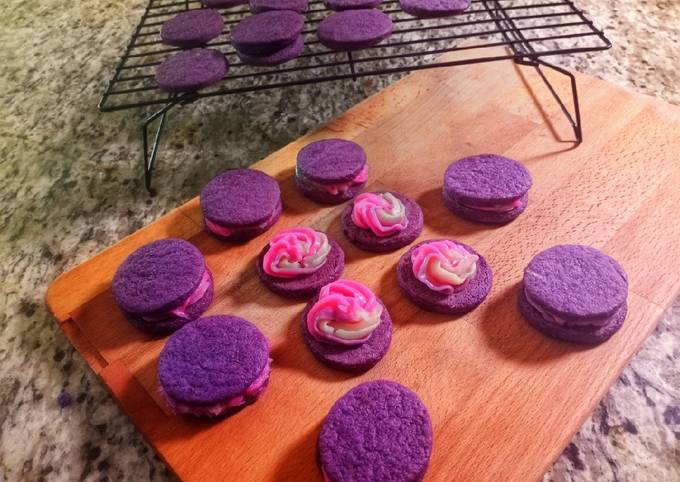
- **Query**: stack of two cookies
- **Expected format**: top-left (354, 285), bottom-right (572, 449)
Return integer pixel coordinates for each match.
top-left (231, 9), bottom-right (306, 66)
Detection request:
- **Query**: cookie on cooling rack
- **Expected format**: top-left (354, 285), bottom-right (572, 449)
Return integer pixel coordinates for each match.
top-left (155, 48), bottom-right (228, 93)
top-left (400, 0), bottom-right (471, 18)
top-left (317, 9), bottom-right (393, 52)
top-left (160, 9), bottom-right (224, 48)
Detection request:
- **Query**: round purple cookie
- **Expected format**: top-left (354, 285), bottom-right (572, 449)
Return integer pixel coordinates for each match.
top-left (301, 299), bottom-right (392, 372)
top-left (236, 35), bottom-right (304, 66)
top-left (231, 10), bottom-right (304, 56)
top-left (112, 239), bottom-right (213, 333)
top-left (201, 0), bottom-right (248, 7)
top-left (250, 0), bottom-right (308, 12)
top-left (200, 169), bottom-right (281, 242)
top-left (160, 9), bottom-right (224, 48)
top-left (519, 244), bottom-right (628, 344)
top-left (319, 380), bottom-right (432, 482)
top-left (155, 48), bottom-right (227, 93)
top-left (400, 0), bottom-right (471, 18)
top-left (324, 0), bottom-right (382, 11)
top-left (341, 192), bottom-right (423, 252)
top-left (396, 239), bottom-right (493, 314)
top-left (257, 235), bottom-right (345, 298)
top-left (443, 154), bottom-right (532, 224)
top-left (295, 139), bottom-right (368, 204)
top-left (158, 315), bottom-right (271, 417)
top-left (318, 9), bottom-right (393, 52)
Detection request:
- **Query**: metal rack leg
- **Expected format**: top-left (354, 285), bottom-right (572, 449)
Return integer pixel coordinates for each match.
top-left (141, 102), bottom-right (176, 194)
top-left (514, 57), bottom-right (583, 145)
top-left (347, 51), bottom-right (357, 81)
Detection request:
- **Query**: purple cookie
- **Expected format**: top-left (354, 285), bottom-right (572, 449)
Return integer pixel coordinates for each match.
top-left (341, 192), bottom-right (423, 252)
top-left (112, 239), bottom-right (213, 333)
top-left (396, 239), bottom-right (493, 314)
top-left (400, 0), bottom-right (471, 18)
top-left (443, 154), bottom-right (532, 224)
top-left (324, 0), bottom-right (382, 11)
top-left (231, 10), bottom-right (304, 56)
top-left (155, 48), bottom-right (227, 93)
top-left (519, 244), bottom-right (628, 344)
top-left (295, 139), bottom-right (368, 204)
top-left (201, 169), bottom-right (282, 242)
top-left (236, 35), bottom-right (304, 66)
top-left (160, 9), bottom-right (224, 48)
top-left (158, 316), bottom-right (271, 417)
top-left (201, 0), bottom-right (248, 7)
top-left (319, 380), bottom-right (432, 482)
top-left (301, 298), bottom-right (392, 372)
top-left (318, 9), bottom-right (393, 52)
top-left (257, 235), bottom-right (345, 298)
top-left (250, 0), bottom-right (308, 12)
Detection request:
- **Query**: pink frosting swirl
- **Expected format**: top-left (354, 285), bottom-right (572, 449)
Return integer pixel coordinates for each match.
top-left (306, 280), bottom-right (383, 346)
top-left (351, 192), bottom-right (408, 237)
top-left (411, 240), bottom-right (478, 293)
top-left (263, 227), bottom-right (331, 278)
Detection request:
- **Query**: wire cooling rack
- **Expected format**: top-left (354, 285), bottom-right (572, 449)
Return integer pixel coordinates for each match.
top-left (98, 0), bottom-right (611, 192)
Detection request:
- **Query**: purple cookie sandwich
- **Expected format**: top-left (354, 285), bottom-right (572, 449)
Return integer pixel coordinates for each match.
top-left (257, 227), bottom-right (345, 298)
top-left (341, 191), bottom-right (423, 252)
top-left (319, 380), bottom-right (432, 482)
top-left (301, 280), bottom-right (393, 372)
top-left (160, 9), bottom-right (224, 48)
top-left (443, 154), bottom-right (532, 224)
top-left (318, 9), bottom-right (393, 52)
top-left (236, 35), bottom-right (304, 66)
top-left (231, 10), bottom-right (304, 56)
top-left (250, 0), bottom-right (308, 12)
top-left (519, 244), bottom-right (628, 344)
top-left (397, 239), bottom-right (492, 314)
top-left (200, 168), bottom-right (281, 242)
top-left (324, 0), bottom-right (382, 10)
top-left (112, 239), bottom-right (213, 333)
top-left (400, 0), bottom-right (470, 18)
top-left (155, 48), bottom-right (227, 93)
top-left (295, 139), bottom-right (368, 204)
top-left (158, 315), bottom-right (271, 417)
top-left (201, 0), bottom-right (248, 7)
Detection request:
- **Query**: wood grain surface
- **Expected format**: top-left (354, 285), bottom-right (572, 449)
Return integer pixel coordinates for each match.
top-left (47, 48), bottom-right (680, 482)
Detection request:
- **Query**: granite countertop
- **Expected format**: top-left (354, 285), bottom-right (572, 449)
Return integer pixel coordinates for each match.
top-left (1, 0), bottom-right (679, 480)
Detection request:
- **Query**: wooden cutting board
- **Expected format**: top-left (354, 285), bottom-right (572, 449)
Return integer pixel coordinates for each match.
top-left (47, 47), bottom-right (680, 482)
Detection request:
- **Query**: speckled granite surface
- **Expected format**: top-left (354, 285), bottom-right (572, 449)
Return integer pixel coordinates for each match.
top-left (0, 0), bottom-right (679, 480)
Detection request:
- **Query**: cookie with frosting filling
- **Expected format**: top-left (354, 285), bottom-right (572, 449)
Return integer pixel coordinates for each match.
top-left (201, 168), bottom-right (281, 242)
top-left (112, 238), bottom-right (214, 333)
top-left (341, 191), bottom-right (423, 252)
top-left (519, 244), bottom-right (628, 344)
top-left (158, 315), bottom-right (271, 417)
top-left (396, 239), bottom-right (492, 314)
top-left (319, 380), bottom-right (432, 482)
top-left (301, 279), bottom-right (393, 372)
top-left (257, 227), bottom-right (345, 298)
top-left (294, 139), bottom-right (369, 204)
top-left (443, 154), bottom-right (532, 224)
